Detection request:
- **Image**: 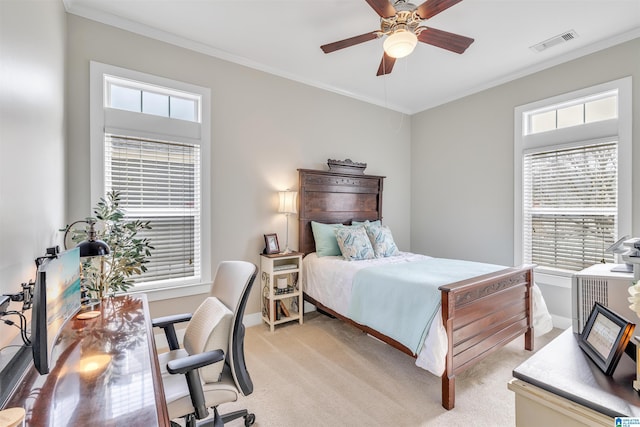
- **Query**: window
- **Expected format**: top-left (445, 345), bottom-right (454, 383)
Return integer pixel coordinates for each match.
top-left (515, 77), bottom-right (631, 283)
top-left (526, 92), bottom-right (618, 134)
top-left (91, 62), bottom-right (211, 295)
top-left (523, 141), bottom-right (617, 271)
top-left (106, 76), bottom-right (199, 122)
top-left (105, 135), bottom-right (200, 283)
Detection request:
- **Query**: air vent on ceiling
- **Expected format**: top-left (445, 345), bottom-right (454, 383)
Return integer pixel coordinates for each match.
top-left (530, 30), bottom-right (579, 52)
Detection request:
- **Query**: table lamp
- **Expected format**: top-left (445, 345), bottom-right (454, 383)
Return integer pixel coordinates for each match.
top-left (63, 219), bottom-right (111, 315)
top-left (65, 219), bottom-right (110, 257)
top-left (278, 190), bottom-right (297, 254)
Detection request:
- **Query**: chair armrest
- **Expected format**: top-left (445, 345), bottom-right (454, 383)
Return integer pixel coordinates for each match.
top-left (152, 313), bottom-right (192, 328)
top-left (166, 349), bottom-right (225, 375)
top-left (166, 350), bottom-right (225, 421)
top-left (152, 313), bottom-right (192, 351)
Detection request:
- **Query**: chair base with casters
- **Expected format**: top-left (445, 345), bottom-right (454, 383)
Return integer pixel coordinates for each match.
top-left (168, 406), bottom-right (255, 427)
top-left (162, 358), bottom-right (256, 427)
top-left (173, 408), bottom-right (255, 427)
top-left (153, 261), bottom-right (258, 427)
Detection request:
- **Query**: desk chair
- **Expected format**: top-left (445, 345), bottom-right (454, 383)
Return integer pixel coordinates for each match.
top-left (153, 261), bottom-right (258, 427)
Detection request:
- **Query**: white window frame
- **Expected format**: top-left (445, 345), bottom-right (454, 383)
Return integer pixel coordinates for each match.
top-left (514, 77), bottom-right (632, 288)
top-left (90, 61), bottom-right (211, 300)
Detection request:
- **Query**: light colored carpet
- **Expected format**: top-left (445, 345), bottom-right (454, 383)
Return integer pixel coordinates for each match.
top-left (218, 312), bottom-right (560, 427)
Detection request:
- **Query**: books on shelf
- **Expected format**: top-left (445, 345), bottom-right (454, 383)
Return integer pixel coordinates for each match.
top-left (273, 263), bottom-right (297, 271)
top-left (267, 300), bottom-right (292, 320)
top-left (279, 302), bottom-right (290, 318)
top-left (275, 286), bottom-right (295, 295)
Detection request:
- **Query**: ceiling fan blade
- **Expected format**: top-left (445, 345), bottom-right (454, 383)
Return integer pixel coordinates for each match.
top-left (321, 31), bottom-right (380, 54)
top-left (365, 0), bottom-right (397, 18)
top-left (376, 53), bottom-right (396, 76)
top-left (417, 27), bottom-right (474, 54)
top-left (416, 0), bottom-right (464, 20)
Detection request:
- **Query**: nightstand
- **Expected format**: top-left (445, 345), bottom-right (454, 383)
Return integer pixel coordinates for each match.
top-left (260, 252), bottom-right (303, 332)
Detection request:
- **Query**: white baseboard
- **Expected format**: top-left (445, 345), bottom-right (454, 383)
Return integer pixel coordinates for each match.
top-left (244, 304), bottom-right (316, 328)
top-left (154, 304), bottom-right (319, 350)
top-left (243, 312), bottom-right (262, 327)
top-left (551, 314), bottom-right (572, 330)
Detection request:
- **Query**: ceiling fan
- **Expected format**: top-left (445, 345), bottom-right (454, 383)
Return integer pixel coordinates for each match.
top-left (320, 0), bottom-right (474, 76)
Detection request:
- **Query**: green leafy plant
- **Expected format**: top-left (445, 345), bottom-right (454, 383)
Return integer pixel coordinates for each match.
top-left (62, 190), bottom-right (153, 298)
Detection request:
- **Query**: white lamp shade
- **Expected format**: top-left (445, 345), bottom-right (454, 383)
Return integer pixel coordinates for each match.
top-left (383, 30), bottom-right (418, 59)
top-left (278, 190), bottom-right (297, 214)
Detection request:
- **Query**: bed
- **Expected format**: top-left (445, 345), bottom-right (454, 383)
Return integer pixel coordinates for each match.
top-left (297, 166), bottom-right (546, 410)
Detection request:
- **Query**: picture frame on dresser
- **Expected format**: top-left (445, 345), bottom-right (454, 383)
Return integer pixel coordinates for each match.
top-left (263, 233), bottom-right (280, 254)
top-left (578, 302), bottom-right (635, 376)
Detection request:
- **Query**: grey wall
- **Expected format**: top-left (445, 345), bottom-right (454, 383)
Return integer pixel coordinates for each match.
top-left (0, 0), bottom-right (67, 349)
top-left (65, 15), bottom-right (412, 318)
top-left (411, 38), bottom-right (640, 322)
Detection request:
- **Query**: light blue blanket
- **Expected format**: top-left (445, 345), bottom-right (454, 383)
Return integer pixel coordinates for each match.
top-left (347, 258), bottom-right (505, 354)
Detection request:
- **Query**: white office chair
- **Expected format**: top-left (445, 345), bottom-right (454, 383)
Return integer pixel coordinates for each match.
top-left (153, 261), bottom-right (258, 427)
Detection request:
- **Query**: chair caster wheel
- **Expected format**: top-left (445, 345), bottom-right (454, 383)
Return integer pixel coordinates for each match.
top-left (244, 413), bottom-right (255, 426)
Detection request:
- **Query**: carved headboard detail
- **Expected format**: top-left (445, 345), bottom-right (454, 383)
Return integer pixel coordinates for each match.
top-left (297, 168), bottom-right (385, 256)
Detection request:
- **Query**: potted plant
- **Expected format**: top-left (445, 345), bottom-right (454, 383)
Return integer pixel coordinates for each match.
top-left (62, 190), bottom-right (153, 298)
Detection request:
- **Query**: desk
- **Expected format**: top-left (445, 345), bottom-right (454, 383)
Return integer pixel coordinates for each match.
top-left (509, 328), bottom-right (640, 426)
top-left (2, 295), bottom-right (170, 426)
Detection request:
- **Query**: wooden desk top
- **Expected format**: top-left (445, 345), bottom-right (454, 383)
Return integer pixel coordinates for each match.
top-left (513, 328), bottom-right (640, 418)
top-left (3, 295), bottom-right (170, 427)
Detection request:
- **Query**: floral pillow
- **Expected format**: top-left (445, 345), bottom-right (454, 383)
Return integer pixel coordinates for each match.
top-left (365, 222), bottom-right (400, 258)
top-left (334, 226), bottom-right (375, 261)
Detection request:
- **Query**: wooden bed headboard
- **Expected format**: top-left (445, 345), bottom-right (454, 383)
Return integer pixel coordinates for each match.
top-left (297, 168), bottom-right (385, 256)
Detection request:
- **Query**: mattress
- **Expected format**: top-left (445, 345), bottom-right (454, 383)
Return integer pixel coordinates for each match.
top-left (303, 252), bottom-right (553, 376)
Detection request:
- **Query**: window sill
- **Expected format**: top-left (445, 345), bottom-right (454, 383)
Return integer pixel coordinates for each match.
top-left (534, 269), bottom-right (572, 289)
top-left (128, 282), bottom-right (211, 302)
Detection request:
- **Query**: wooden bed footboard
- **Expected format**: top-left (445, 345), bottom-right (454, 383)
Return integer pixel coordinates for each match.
top-left (303, 264), bottom-right (535, 410)
top-left (439, 264), bottom-right (534, 410)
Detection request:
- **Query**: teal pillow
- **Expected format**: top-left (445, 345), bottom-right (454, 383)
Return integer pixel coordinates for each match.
top-left (311, 221), bottom-right (344, 257)
top-left (365, 222), bottom-right (400, 258)
top-left (335, 226), bottom-right (375, 261)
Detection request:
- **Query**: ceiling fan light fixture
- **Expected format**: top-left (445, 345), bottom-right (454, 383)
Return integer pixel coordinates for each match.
top-left (383, 29), bottom-right (417, 59)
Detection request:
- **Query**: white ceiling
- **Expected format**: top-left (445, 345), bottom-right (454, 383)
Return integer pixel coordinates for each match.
top-left (64, 0), bottom-right (640, 114)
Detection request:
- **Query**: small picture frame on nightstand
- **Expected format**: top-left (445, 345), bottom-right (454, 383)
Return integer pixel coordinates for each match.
top-left (578, 302), bottom-right (635, 376)
top-left (263, 233), bottom-right (280, 254)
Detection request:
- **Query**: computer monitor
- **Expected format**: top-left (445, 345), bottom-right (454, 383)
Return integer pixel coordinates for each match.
top-left (31, 247), bottom-right (82, 375)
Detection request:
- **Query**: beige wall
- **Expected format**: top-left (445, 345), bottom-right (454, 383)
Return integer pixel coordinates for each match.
top-left (411, 37), bottom-right (639, 264)
top-left (3, 5), bottom-right (636, 326)
top-left (411, 38), bottom-right (640, 321)
top-left (65, 15), bottom-right (412, 318)
top-left (0, 0), bottom-right (67, 348)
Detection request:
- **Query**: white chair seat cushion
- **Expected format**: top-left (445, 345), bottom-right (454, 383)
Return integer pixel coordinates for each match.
top-left (163, 364), bottom-right (239, 420)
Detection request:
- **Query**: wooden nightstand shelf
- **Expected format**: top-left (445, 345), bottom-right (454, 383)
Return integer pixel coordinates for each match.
top-left (260, 252), bottom-right (304, 332)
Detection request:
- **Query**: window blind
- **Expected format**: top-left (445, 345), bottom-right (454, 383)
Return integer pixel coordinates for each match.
top-left (523, 141), bottom-right (617, 271)
top-left (105, 134), bottom-right (201, 284)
